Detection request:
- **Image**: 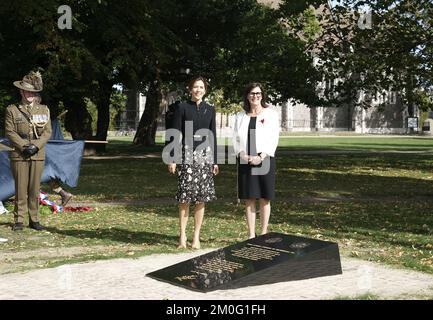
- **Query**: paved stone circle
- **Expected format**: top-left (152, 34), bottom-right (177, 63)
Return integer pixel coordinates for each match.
top-left (1, 249), bottom-right (432, 300)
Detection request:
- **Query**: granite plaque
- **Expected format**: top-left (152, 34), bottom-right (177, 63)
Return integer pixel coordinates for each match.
top-left (147, 232), bottom-right (342, 292)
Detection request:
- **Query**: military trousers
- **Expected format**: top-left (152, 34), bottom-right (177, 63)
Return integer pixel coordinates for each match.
top-left (10, 160), bottom-right (44, 224)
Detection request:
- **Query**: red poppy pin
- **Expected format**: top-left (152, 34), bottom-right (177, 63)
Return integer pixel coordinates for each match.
top-left (260, 119), bottom-right (265, 124)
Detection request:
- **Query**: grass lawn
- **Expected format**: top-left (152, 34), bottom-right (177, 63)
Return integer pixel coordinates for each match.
top-left (0, 135), bottom-right (432, 276)
top-left (278, 135), bottom-right (433, 151)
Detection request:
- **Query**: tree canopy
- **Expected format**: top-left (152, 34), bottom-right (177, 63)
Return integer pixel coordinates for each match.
top-left (3, 1), bottom-right (428, 143)
top-left (298, 0), bottom-right (433, 114)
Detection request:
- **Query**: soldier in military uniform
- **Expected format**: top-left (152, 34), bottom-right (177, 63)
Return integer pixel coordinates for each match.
top-left (4, 71), bottom-right (51, 231)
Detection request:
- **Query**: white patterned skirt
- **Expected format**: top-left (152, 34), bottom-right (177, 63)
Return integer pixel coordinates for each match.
top-left (175, 147), bottom-right (217, 203)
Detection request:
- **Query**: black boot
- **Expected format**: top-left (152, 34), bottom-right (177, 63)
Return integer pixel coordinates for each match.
top-left (29, 221), bottom-right (45, 231)
top-left (12, 222), bottom-right (23, 231)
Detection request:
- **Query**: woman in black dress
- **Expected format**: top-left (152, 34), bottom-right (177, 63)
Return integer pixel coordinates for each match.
top-left (168, 76), bottom-right (219, 249)
top-left (232, 83), bottom-right (279, 239)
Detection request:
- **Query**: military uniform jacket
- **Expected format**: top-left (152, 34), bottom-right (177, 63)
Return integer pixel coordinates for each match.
top-left (5, 102), bottom-right (52, 160)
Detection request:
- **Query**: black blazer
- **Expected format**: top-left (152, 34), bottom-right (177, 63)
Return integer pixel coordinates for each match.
top-left (172, 100), bottom-right (217, 164)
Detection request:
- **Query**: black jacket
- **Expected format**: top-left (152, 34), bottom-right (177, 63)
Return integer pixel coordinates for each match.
top-left (172, 100), bottom-right (217, 164)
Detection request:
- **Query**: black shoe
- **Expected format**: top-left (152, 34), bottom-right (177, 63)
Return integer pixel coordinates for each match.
top-left (12, 223), bottom-right (23, 231)
top-left (29, 221), bottom-right (45, 231)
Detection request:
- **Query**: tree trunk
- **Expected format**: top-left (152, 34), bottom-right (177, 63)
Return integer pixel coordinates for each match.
top-left (406, 75), bottom-right (415, 134)
top-left (406, 82), bottom-right (414, 118)
top-left (124, 81), bottom-right (139, 131)
top-left (133, 78), bottom-right (162, 146)
top-left (64, 98), bottom-right (93, 140)
top-left (64, 97), bottom-right (95, 155)
top-left (94, 80), bottom-right (113, 152)
top-left (407, 100), bottom-right (414, 118)
top-left (281, 101), bottom-right (288, 131)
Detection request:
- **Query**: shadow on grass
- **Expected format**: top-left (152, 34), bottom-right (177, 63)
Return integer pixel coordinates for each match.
top-left (68, 147), bottom-right (433, 204)
top-left (275, 152), bottom-right (433, 171)
top-left (275, 170), bottom-right (433, 199)
top-left (271, 202), bottom-right (433, 237)
top-left (71, 159), bottom-right (433, 201)
top-left (103, 142), bottom-right (164, 156)
top-left (44, 226), bottom-right (179, 246)
top-left (0, 222), bottom-right (12, 228)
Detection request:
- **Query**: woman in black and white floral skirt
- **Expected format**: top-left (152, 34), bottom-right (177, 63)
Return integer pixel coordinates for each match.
top-left (167, 76), bottom-right (219, 249)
